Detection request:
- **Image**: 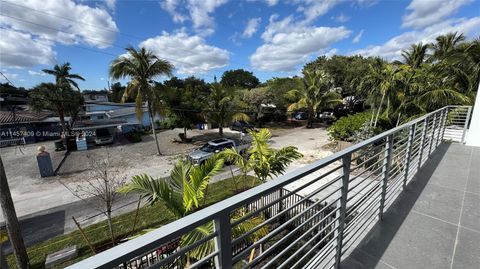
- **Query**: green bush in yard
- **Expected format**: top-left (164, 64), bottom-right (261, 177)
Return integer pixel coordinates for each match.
top-left (328, 112), bottom-right (392, 142)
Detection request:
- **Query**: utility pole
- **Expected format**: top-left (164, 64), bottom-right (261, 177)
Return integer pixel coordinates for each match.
top-left (0, 156), bottom-right (29, 268)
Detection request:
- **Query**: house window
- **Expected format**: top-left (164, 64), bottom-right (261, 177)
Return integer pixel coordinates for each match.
top-left (97, 115), bottom-right (104, 119)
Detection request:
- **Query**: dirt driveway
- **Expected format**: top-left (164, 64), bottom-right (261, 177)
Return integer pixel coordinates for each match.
top-left (1, 126), bottom-right (333, 221)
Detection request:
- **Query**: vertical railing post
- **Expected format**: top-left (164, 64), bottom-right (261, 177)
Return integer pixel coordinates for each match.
top-left (379, 135), bottom-right (393, 220)
top-left (441, 107), bottom-right (450, 142)
top-left (334, 153), bottom-right (351, 269)
top-left (461, 106), bottom-right (472, 143)
top-left (428, 113), bottom-right (437, 156)
top-left (418, 117), bottom-right (429, 169)
top-left (403, 125), bottom-right (415, 189)
top-left (436, 109), bottom-right (447, 147)
top-left (214, 212), bottom-right (232, 269)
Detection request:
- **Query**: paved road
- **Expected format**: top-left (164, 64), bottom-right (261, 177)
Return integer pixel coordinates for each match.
top-left (1, 166), bottom-right (241, 254)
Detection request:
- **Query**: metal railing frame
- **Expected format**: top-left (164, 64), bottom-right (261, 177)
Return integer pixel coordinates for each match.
top-left (67, 105), bottom-right (472, 269)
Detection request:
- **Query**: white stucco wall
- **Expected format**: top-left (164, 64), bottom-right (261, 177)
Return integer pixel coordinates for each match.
top-left (466, 84), bottom-right (480, 147)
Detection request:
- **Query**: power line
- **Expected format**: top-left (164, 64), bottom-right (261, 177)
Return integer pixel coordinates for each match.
top-left (0, 71), bottom-right (15, 86)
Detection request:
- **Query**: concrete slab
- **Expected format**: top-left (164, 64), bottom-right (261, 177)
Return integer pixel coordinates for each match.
top-left (459, 192), bottom-right (480, 232)
top-left (451, 228), bottom-right (480, 269)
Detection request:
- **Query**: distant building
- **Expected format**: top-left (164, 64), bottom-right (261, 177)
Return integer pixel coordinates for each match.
top-left (0, 110), bottom-right (70, 146)
top-left (82, 91), bottom-right (109, 102)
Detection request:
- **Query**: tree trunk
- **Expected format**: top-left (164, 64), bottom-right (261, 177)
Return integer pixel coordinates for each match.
top-left (307, 108), bottom-right (314, 128)
top-left (374, 91), bottom-right (386, 127)
top-left (148, 104), bottom-right (161, 155)
top-left (219, 126), bottom-right (223, 136)
top-left (106, 210), bottom-right (115, 247)
top-left (0, 157), bottom-right (29, 269)
top-left (58, 108), bottom-right (69, 148)
top-left (183, 127), bottom-right (187, 139)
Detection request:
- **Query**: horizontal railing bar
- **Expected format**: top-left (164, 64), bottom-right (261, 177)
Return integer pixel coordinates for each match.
top-left (350, 149), bottom-right (387, 172)
top-left (343, 210), bottom-right (379, 254)
top-left (343, 201), bottom-right (382, 248)
top-left (153, 232), bottom-right (217, 267)
top-left (350, 142), bottom-right (387, 163)
top-left (349, 157), bottom-right (386, 184)
top-left (189, 251), bottom-right (218, 269)
top-left (300, 242), bottom-right (337, 269)
top-left (347, 175), bottom-right (382, 208)
top-left (345, 192), bottom-right (382, 234)
top-left (291, 235), bottom-right (338, 269)
top-left (231, 165), bottom-right (342, 227)
top-left (232, 184), bottom-right (341, 248)
top-left (277, 222), bottom-right (340, 269)
top-left (247, 198), bottom-right (340, 267)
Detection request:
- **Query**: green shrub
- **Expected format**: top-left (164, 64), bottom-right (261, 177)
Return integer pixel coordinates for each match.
top-left (328, 112), bottom-right (392, 141)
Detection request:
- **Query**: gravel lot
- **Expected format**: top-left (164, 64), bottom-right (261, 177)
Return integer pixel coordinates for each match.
top-left (1, 126), bottom-right (333, 221)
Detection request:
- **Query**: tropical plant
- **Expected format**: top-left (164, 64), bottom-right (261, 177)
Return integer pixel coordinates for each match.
top-left (109, 46), bottom-right (174, 155)
top-left (287, 70), bottom-right (342, 128)
top-left (431, 32), bottom-right (465, 60)
top-left (221, 69), bottom-right (260, 89)
top-left (222, 129), bottom-right (303, 186)
top-left (401, 43), bottom-right (430, 68)
top-left (42, 62), bottom-right (85, 91)
top-left (120, 156), bottom-right (267, 264)
top-left (205, 83), bottom-right (249, 136)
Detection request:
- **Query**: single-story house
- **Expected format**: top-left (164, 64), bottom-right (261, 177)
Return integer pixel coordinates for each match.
top-left (0, 110), bottom-right (70, 146)
top-left (82, 101), bottom-right (164, 133)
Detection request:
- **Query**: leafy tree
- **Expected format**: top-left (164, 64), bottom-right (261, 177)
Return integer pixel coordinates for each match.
top-left (42, 62), bottom-right (85, 91)
top-left (287, 70), bottom-right (342, 128)
top-left (108, 82), bottom-right (128, 103)
top-left (160, 84), bottom-right (203, 140)
top-left (432, 32), bottom-right (465, 60)
top-left (205, 83), bottom-right (249, 136)
top-left (30, 83), bottom-right (84, 139)
top-left (109, 46), bottom-right (174, 155)
top-left (221, 69), bottom-right (260, 89)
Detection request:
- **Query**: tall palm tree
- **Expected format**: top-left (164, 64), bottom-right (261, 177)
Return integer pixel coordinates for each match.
top-left (287, 70), bottom-right (342, 128)
top-left (222, 129), bottom-right (303, 185)
top-left (401, 43), bottom-right (430, 68)
top-left (206, 83), bottom-right (249, 136)
top-left (432, 32), bottom-right (465, 60)
top-left (109, 46), bottom-right (173, 155)
top-left (42, 62), bottom-right (85, 91)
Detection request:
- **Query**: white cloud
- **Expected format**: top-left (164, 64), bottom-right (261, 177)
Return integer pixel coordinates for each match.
top-left (139, 31), bottom-right (230, 75)
top-left (250, 15), bottom-right (351, 71)
top-left (403, 0), bottom-right (472, 28)
top-left (332, 13), bottom-right (350, 23)
top-left (247, 0), bottom-right (278, 6)
top-left (0, 29), bottom-right (55, 68)
top-left (352, 17), bottom-right (480, 60)
top-left (160, 0), bottom-right (228, 36)
top-left (1, 0), bottom-right (118, 48)
top-left (242, 18), bottom-right (261, 38)
top-left (292, 0), bottom-right (377, 22)
top-left (160, 0), bottom-right (187, 23)
top-left (0, 0), bottom-right (117, 69)
top-left (104, 0), bottom-right (116, 11)
top-left (324, 48), bottom-right (338, 58)
top-left (28, 70), bottom-right (47, 76)
top-left (352, 29), bottom-right (364, 43)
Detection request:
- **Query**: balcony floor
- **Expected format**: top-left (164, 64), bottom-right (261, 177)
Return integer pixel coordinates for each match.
top-left (342, 143), bottom-right (480, 269)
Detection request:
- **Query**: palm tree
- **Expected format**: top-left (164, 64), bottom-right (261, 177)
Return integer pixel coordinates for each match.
top-left (432, 32), bottom-right (465, 60)
top-left (206, 83), bottom-right (249, 136)
top-left (401, 43), bottom-right (430, 68)
top-left (42, 62), bottom-right (85, 91)
top-left (109, 46), bottom-right (174, 155)
top-left (288, 70), bottom-right (342, 128)
top-left (30, 83), bottom-right (84, 146)
top-left (359, 63), bottom-right (409, 127)
top-left (222, 129), bottom-right (303, 185)
top-left (120, 156), bottom-right (267, 264)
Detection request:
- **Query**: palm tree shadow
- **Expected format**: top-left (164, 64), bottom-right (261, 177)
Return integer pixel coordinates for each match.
top-left (341, 143), bottom-right (450, 268)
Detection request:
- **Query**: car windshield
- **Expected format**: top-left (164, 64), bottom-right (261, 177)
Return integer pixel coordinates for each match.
top-left (200, 143), bottom-right (217, 152)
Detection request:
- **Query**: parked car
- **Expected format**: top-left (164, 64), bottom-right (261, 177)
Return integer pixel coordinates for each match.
top-left (94, 128), bottom-right (114, 145)
top-left (230, 120), bottom-right (255, 133)
top-left (317, 111), bottom-right (335, 123)
top-left (294, 112), bottom-right (308, 120)
top-left (188, 138), bottom-right (251, 165)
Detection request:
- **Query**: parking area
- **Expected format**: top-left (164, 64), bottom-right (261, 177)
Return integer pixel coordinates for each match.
top-left (1, 126), bottom-right (333, 221)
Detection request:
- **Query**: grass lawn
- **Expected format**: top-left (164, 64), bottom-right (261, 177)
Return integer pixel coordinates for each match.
top-left (7, 175), bottom-right (259, 269)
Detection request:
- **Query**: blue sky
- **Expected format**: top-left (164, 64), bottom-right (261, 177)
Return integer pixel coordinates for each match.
top-left (1, 0), bottom-right (479, 90)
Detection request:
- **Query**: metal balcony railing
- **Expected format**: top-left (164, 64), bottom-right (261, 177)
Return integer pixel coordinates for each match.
top-left (67, 105), bottom-right (472, 269)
